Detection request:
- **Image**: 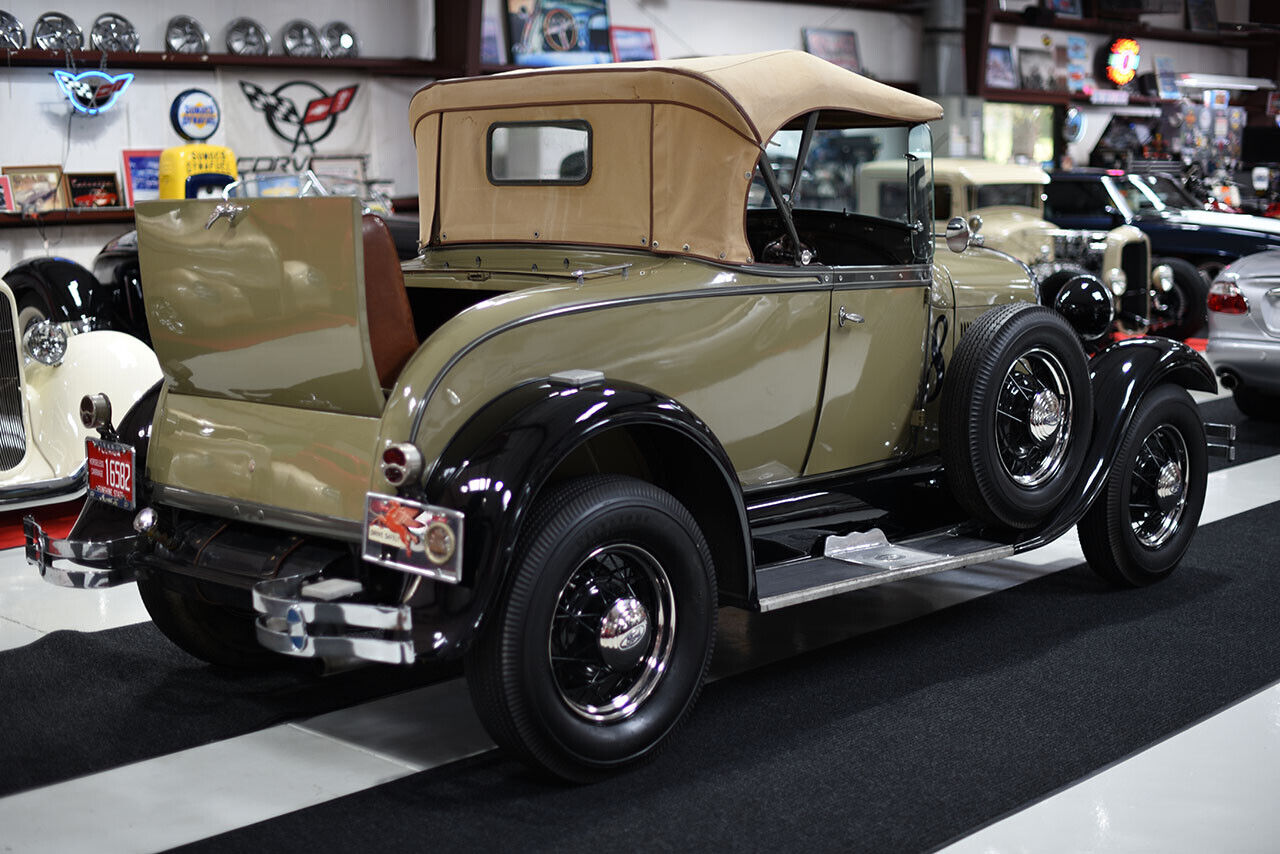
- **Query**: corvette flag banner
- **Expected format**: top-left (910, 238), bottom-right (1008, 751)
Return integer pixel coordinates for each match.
top-left (215, 69), bottom-right (372, 159)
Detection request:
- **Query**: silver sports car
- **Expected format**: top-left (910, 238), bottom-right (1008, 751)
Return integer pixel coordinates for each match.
top-left (1207, 249), bottom-right (1280, 420)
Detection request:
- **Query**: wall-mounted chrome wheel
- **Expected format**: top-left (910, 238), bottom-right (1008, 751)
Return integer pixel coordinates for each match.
top-left (467, 475), bottom-right (716, 782)
top-left (942, 303), bottom-right (1093, 529)
top-left (1079, 384), bottom-right (1207, 586)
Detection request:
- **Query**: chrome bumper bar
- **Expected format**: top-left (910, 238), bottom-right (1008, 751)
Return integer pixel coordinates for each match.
top-left (0, 465), bottom-right (87, 511)
top-left (1204, 422), bottom-right (1236, 461)
top-left (24, 515), bottom-right (139, 589)
top-left (253, 576), bottom-right (416, 665)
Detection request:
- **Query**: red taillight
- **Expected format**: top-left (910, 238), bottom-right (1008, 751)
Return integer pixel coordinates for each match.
top-left (1207, 280), bottom-right (1249, 315)
top-left (381, 443), bottom-right (423, 488)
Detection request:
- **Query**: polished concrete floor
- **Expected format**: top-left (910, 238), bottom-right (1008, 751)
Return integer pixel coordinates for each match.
top-left (2, 391), bottom-right (1278, 852)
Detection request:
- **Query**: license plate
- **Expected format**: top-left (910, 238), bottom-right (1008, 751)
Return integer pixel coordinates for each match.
top-left (86, 438), bottom-right (136, 510)
top-left (362, 493), bottom-right (464, 583)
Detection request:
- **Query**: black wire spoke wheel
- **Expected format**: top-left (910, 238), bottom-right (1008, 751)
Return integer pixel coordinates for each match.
top-left (941, 303), bottom-right (1093, 529)
top-left (549, 544), bottom-right (675, 722)
top-left (994, 348), bottom-right (1073, 487)
top-left (1128, 424), bottom-right (1189, 548)
top-left (466, 475), bottom-right (716, 782)
top-left (1079, 383), bottom-right (1207, 587)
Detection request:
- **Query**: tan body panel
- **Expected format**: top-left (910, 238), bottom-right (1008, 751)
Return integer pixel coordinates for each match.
top-left (148, 389), bottom-right (383, 522)
top-left (136, 197), bottom-right (384, 417)
top-left (805, 282), bottom-right (930, 473)
top-left (383, 255), bottom-right (832, 492)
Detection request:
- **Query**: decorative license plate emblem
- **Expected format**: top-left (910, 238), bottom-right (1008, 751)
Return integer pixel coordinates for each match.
top-left (86, 438), bottom-right (136, 510)
top-left (362, 493), bottom-right (463, 583)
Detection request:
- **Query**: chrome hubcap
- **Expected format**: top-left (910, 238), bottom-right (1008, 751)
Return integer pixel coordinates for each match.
top-left (995, 348), bottom-right (1074, 487)
top-left (549, 544), bottom-right (675, 723)
top-left (598, 597), bottom-right (651, 671)
top-left (1130, 424), bottom-right (1189, 548)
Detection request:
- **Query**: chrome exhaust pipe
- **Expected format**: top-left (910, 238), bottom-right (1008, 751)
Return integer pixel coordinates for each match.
top-left (1218, 370), bottom-right (1239, 390)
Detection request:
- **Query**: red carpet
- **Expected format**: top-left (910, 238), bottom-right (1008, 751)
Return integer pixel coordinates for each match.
top-left (0, 499), bottom-right (83, 550)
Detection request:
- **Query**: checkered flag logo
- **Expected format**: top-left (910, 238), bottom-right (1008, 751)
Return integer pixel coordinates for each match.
top-left (239, 81), bottom-right (301, 125)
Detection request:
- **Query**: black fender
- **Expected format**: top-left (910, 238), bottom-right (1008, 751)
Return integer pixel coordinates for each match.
top-left (1016, 337), bottom-right (1215, 552)
top-left (2, 256), bottom-right (103, 327)
top-left (405, 377), bottom-right (752, 655)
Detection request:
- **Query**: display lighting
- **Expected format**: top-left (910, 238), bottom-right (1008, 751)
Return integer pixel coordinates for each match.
top-left (1104, 38), bottom-right (1141, 87)
top-left (52, 69), bottom-right (134, 115)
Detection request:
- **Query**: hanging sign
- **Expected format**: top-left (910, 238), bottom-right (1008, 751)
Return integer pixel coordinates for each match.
top-left (52, 69), bottom-right (134, 115)
top-left (170, 88), bottom-right (221, 141)
top-left (1102, 38), bottom-right (1141, 87)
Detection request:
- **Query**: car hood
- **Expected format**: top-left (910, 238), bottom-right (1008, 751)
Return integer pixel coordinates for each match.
top-left (1163, 208), bottom-right (1280, 236)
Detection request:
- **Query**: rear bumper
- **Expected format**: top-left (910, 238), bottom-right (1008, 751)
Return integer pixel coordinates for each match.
top-left (24, 514), bottom-right (139, 589)
top-left (253, 575), bottom-right (416, 665)
top-left (1206, 335), bottom-right (1280, 395)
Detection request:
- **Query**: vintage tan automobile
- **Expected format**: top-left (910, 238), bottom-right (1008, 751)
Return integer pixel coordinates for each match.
top-left (860, 158), bottom-right (1181, 341)
top-left (27, 52), bottom-right (1227, 781)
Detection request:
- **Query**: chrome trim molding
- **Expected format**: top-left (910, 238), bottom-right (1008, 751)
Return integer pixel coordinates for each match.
top-left (409, 264), bottom-right (932, 442)
top-left (252, 575), bottom-right (415, 665)
top-left (24, 515), bottom-right (139, 588)
top-left (150, 484), bottom-right (363, 542)
top-left (0, 464), bottom-right (88, 510)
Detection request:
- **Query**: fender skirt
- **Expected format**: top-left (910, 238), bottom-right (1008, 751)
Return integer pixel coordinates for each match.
top-left (405, 377), bottom-right (752, 654)
top-left (1015, 337), bottom-right (1215, 552)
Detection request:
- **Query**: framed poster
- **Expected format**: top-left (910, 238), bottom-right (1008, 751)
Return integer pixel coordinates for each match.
top-left (121, 149), bottom-right (162, 207)
top-left (65, 172), bottom-right (122, 207)
top-left (609, 26), bottom-right (656, 62)
top-left (1154, 56), bottom-right (1180, 100)
top-left (1186, 0), bottom-right (1217, 32)
top-left (1018, 48), bottom-right (1057, 91)
top-left (1042, 0), bottom-right (1082, 16)
top-left (505, 0), bottom-right (611, 67)
top-left (985, 46), bottom-right (1020, 90)
top-left (0, 176), bottom-right (12, 212)
top-left (802, 28), bottom-right (860, 73)
top-left (2, 165), bottom-right (67, 213)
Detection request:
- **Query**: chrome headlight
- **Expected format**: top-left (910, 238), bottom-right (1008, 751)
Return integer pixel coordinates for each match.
top-left (1152, 264), bottom-right (1174, 293)
top-left (23, 320), bottom-right (67, 366)
top-left (1103, 267), bottom-right (1127, 296)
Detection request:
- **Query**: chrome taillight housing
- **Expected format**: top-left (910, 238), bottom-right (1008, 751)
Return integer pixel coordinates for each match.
top-left (1207, 277), bottom-right (1249, 315)
top-left (381, 442), bottom-right (424, 488)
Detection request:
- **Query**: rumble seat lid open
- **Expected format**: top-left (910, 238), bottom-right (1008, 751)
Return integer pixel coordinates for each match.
top-left (408, 50), bottom-right (944, 265)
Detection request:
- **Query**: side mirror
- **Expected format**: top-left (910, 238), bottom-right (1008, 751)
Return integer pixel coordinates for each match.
top-left (945, 216), bottom-right (972, 254)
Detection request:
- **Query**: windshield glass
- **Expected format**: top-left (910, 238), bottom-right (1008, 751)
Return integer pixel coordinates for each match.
top-left (1123, 173), bottom-right (1196, 211)
top-left (974, 183), bottom-right (1041, 209)
top-left (750, 125), bottom-right (915, 219)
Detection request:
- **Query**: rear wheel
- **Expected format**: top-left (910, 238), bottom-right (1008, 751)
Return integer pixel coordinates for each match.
top-left (466, 475), bottom-right (716, 782)
top-left (137, 575), bottom-right (286, 669)
top-left (1078, 384), bottom-right (1207, 586)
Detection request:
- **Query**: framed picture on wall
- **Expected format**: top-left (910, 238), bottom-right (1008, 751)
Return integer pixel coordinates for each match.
top-left (504, 0), bottom-right (612, 67)
top-left (985, 45), bottom-right (1020, 90)
top-left (802, 28), bottom-right (860, 73)
top-left (1186, 0), bottom-right (1218, 32)
top-left (64, 172), bottom-right (122, 207)
top-left (1018, 48), bottom-right (1057, 91)
top-left (2, 165), bottom-right (67, 213)
top-left (121, 149), bottom-right (162, 207)
top-left (0, 176), bottom-right (13, 212)
top-left (609, 26), bottom-right (656, 62)
top-left (1042, 0), bottom-right (1082, 16)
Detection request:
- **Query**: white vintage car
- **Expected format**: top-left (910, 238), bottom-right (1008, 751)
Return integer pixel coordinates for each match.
top-left (0, 277), bottom-right (160, 510)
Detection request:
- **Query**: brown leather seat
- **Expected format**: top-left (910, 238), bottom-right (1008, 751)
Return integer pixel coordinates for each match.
top-left (362, 214), bottom-right (420, 387)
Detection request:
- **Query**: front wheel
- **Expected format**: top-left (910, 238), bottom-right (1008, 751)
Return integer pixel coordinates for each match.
top-left (466, 475), bottom-right (716, 782)
top-left (1149, 257), bottom-right (1208, 340)
top-left (1232, 386), bottom-right (1280, 422)
top-left (1078, 384), bottom-right (1207, 587)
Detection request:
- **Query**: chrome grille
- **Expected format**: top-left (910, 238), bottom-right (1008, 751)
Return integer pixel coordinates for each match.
top-left (1120, 241), bottom-right (1150, 320)
top-left (0, 291), bottom-right (28, 470)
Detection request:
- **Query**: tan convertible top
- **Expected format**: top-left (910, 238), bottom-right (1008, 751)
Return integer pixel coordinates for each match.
top-left (409, 51), bottom-right (943, 262)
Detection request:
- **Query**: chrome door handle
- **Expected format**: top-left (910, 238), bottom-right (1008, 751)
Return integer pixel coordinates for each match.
top-left (205, 202), bottom-right (246, 230)
top-left (1266, 287), bottom-right (1280, 300)
top-left (838, 306), bottom-right (864, 328)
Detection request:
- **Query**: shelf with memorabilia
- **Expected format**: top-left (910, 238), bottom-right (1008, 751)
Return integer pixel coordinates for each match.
top-left (0, 207), bottom-right (133, 229)
top-left (987, 11), bottom-right (1268, 48)
top-left (0, 48), bottom-right (456, 78)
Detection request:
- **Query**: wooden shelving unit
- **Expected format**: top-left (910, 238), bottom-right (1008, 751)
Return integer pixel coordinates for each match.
top-left (988, 10), bottom-right (1266, 47)
top-left (0, 47), bottom-right (454, 78)
top-left (0, 207), bottom-right (133, 230)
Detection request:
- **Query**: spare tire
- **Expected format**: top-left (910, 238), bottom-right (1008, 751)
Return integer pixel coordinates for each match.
top-left (941, 303), bottom-right (1093, 529)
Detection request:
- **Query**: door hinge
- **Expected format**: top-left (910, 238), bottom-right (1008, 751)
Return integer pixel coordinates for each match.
top-left (909, 409), bottom-right (927, 427)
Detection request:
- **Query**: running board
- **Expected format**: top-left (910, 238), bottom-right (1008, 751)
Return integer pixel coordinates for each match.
top-left (756, 528), bottom-right (1014, 612)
